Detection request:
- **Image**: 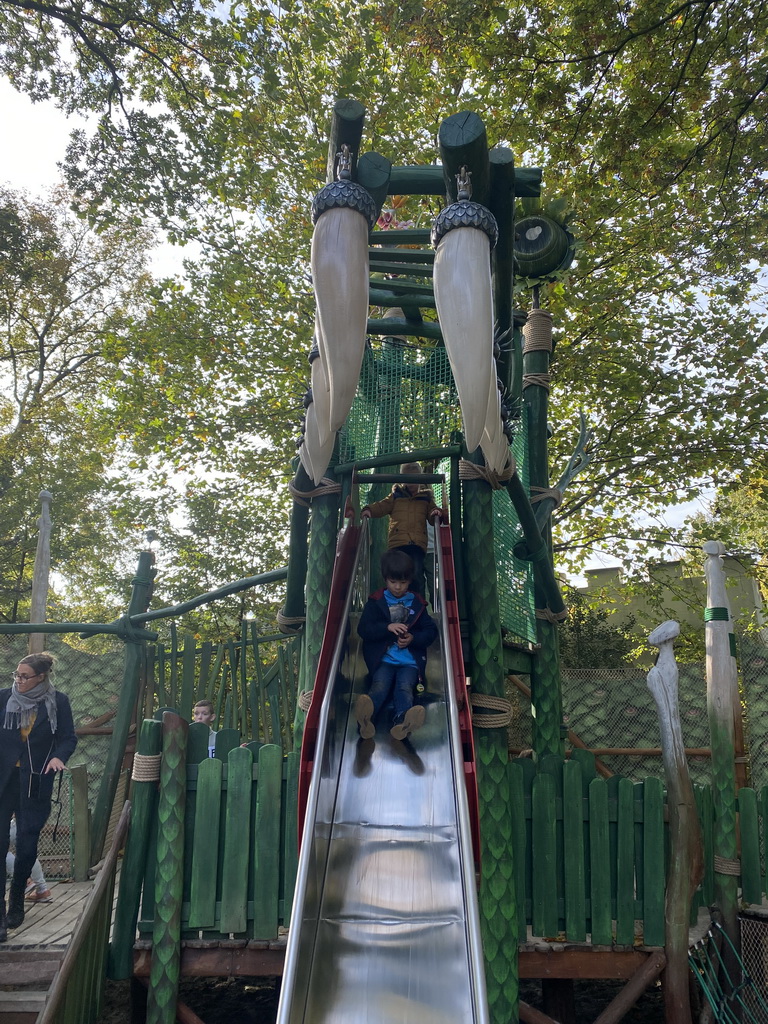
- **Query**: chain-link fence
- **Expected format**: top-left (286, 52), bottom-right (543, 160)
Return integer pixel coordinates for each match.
top-left (741, 911), bottom-right (768, 1023)
top-left (0, 632), bottom-right (124, 878)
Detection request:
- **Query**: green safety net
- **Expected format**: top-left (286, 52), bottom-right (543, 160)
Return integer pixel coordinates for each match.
top-left (338, 336), bottom-right (536, 646)
top-left (689, 920), bottom-right (768, 1023)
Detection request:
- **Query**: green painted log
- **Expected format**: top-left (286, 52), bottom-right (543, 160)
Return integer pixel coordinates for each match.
top-left (463, 463), bottom-right (518, 1024)
top-left (438, 111), bottom-right (490, 205)
top-left (523, 309), bottom-right (564, 760)
top-left (357, 150), bottom-right (391, 218)
top-left (489, 148), bottom-right (515, 393)
top-left (292, 485), bottom-right (340, 750)
top-left (91, 550), bottom-right (156, 864)
top-left (388, 163), bottom-right (542, 198)
top-left (109, 718), bottom-right (163, 980)
top-left (281, 465), bottom-right (311, 630)
top-left (147, 712), bottom-right (188, 1024)
top-left (326, 97), bottom-right (365, 184)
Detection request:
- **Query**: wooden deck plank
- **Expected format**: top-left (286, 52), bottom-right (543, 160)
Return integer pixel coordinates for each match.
top-left (0, 881), bottom-right (92, 951)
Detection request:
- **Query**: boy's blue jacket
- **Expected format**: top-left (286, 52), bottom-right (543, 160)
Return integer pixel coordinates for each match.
top-left (357, 588), bottom-right (438, 676)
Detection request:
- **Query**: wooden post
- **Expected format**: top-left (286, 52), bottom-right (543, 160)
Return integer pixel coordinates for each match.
top-left (29, 489), bottom-right (52, 654)
top-left (91, 549), bottom-right (156, 864)
top-left (69, 763), bottom-right (91, 882)
top-left (703, 540), bottom-right (741, 971)
top-left (646, 620), bottom-right (702, 1024)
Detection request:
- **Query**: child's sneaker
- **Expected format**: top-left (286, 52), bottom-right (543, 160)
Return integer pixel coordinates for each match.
top-left (390, 705), bottom-right (425, 741)
top-left (26, 888), bottom-right (53, 903)
top-left (355, 694), bottom-right (376, 739)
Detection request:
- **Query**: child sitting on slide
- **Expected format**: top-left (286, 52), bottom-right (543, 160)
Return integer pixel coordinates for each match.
top-left (356, 549), bottom-right (437, 742)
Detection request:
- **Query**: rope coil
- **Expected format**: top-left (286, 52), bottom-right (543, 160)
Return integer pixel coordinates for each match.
top-left (458, 456), bottom-right (516, 490)
top-left (298, 690), bottom-right (313, 712)
top-left (288, 477), bottom-right (341, 506)
top-left (535, 606), bottom-right (569, 623)
top-left (277, 609), bottom-right (305, 634)
top-left (713, 855), bottom-right (741, 876)
top-left (522, 309), bottom-right (553, 353)
top-left (530, 485), bottom-right (563, 507)
top-left (523, 372), bottom-right (551, 391)
top-left (470, 693), bottom-right (513, 729)
top-left (132, 753), bottom-right (162, 782)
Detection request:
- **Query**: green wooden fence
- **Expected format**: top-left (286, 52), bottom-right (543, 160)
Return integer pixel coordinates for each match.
top-left (110, 726), bottom-right (299, 973)
top-left (142, 625), bottom-right (300, 749)
top-left (514, 752), bottom-right (768, 947)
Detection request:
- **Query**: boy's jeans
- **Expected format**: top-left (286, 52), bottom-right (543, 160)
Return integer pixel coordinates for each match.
top-left (369, 663), bottom-right (419, 721)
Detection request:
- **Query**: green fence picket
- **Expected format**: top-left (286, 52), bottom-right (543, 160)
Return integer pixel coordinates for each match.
top-left (188, 758), bottom-right (223, 929)
top-left (642, 776), bottom-right (665, 946)
top-left (220, 748), bottom-right (253, 934)
top-left (252, 745), bottom-right (283, 938)
top-left (615, 777), bottom-right (635, 945)
top-left (531, 771), bottom-right (558, 937)
top-left (562, 759), bottom-right (586, 941)
top-left (588, 777), bottom-right (611, 944)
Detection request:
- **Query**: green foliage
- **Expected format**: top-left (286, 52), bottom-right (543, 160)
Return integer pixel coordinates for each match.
top-left (2, 0), bottom-right (767, 619)
top-left (559, 591), bottom-right (636, 670)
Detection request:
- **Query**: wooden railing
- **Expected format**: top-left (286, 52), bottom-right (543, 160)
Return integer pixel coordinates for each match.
top-left (37, 802), bottom-right (130, 1024)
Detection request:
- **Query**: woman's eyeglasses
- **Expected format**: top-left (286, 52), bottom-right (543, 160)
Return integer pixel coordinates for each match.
top-left (12, 672), bottom-right (38, 681)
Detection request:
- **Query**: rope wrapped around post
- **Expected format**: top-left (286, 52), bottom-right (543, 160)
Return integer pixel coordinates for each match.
top-left (277, 609), bottom-right (305, 633)
top-left (288, 477), bottom-right (342, 506)
top-left (470, 693), bottom-right (512, 729)
top-left (535, 606), bottom-right (569, 623)
top-left (298, 690), bottom-right (313, 712)
top-left (458, 455), bottom-right (516, 491)
top-left (131, 753), bottom-right (162, 782)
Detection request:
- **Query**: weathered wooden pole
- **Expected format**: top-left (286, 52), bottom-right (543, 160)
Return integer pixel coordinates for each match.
top-left (90, 548), bottom-right (156, 864)
top-left (29, 489), bottom-right (52, 654)
top-left (646, 620), bottom-right (703, 1024)
top-left (703, 540), bottom-right (741, 969)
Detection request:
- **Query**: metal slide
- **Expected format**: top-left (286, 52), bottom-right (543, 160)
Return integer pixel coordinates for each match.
top-left (277, 519), bottom-right (489, 1024)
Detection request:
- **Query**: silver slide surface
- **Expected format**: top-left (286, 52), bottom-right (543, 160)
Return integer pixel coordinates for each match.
top-left (277, 525), bottom-right (488, 1024)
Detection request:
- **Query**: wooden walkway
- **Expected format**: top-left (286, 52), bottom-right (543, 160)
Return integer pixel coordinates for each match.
top-left (0, 881), bottom-right (92, 1023)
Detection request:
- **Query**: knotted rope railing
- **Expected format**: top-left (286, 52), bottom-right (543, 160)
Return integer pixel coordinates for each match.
top-left (458, 455), bottom-right (516, 490)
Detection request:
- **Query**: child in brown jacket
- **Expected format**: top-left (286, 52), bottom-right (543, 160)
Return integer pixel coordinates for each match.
top-left (361, 462), bottom-right (441, 595)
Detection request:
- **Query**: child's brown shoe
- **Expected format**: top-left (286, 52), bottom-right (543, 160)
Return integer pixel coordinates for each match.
top-left (390, 705), bottom-right (425, 741)
top-left (355, 694), bottom-right (375, 739)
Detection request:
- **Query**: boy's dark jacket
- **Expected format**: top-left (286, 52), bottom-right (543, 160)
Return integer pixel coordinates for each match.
top-left (357, 588), bottom-right (438, 676)
top-left (0, 689), bottom-right (77, 802)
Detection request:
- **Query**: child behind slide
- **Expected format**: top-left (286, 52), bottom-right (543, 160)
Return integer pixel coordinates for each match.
top-left (356, 549), bottom-right (438, 742)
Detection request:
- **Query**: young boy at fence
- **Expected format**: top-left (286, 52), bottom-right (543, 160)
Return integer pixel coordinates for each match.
top-left (356, 549), bottom-right (438, 742)
top-left (5, 817), bottom-right (51, 904)
top-left (192, 700), bottom-right (217, 758)
top-left (360, 462), bottom-right (441, 595)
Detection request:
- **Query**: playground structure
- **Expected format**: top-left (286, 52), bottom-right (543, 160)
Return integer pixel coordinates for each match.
top-left (1, 99), bottom-right (768, 1024)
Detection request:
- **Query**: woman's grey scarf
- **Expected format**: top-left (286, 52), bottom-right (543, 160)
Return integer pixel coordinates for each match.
top-left (4, 679), bottom-right (58, 733)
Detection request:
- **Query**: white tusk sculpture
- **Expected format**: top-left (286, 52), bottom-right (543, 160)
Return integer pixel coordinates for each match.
top-left (310, 144), bottom-right (377, 438)
top-left (432, 167), bottom-right (498, 453)
top-left (480, 377), bottom-right (509, 475)
top-left (299, 351), bottom-right (336, 485)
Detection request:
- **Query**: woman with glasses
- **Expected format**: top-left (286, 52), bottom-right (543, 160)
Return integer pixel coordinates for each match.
top-left (0, 652), bottom-right (77, 941)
